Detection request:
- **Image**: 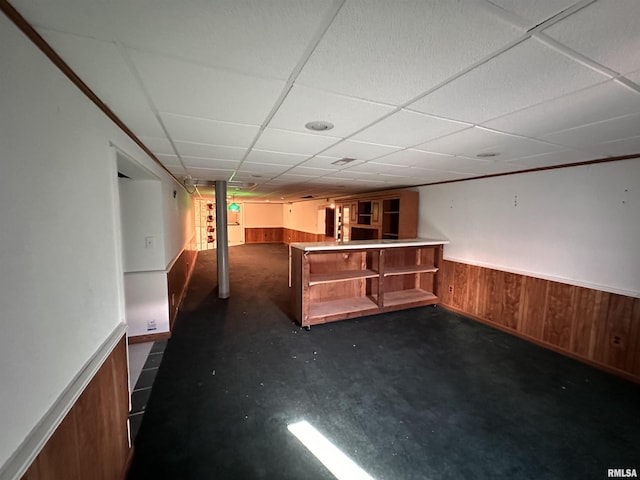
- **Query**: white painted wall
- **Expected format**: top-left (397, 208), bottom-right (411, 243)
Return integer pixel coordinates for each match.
top-left (119, 179), bottom-right (165, 272)
top-left (124, 272), bottom-right (170, 336)
top-left (283, 199), bottom-right (328, 234)
top-left (418, 159), bottom-right (640, 297)
top-left (0, 14), bottom-right (189, 470)
top-left (243, 203), bottom-right (283, 227)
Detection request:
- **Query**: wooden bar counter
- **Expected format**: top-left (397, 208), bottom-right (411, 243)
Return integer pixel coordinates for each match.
top-left (289, 238), bottom-right (448, 328)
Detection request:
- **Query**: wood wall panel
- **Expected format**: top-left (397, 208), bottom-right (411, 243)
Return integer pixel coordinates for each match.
top-left (244, 227), bottom-right (284, 243)
top-left (518, 276), bottom-right (547, 339)
top-left (543, 282), bottom-right (576, 350)
top-left (501, 272), bottom-right (522, 330)
top-left (570, 287), bottom-right (602, 359)
top-left (629, 298), bottom-right (640, 376)
top-left (440, 260), bottom-right (639, 382)
top-left (22, 337), bottom-right (130, 479)
top-left (476, 268), bottom-right (502, 326)
top-left (594, 294), bottom-right (635, 372)
top-left (283, 228), bottom-right (325, 244)
top-left (167, 247), bottom-right (198, 329)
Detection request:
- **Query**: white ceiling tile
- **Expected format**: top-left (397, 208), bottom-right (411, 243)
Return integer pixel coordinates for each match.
top-left (238, 162), bottom-right (292, 176)
top-left (10, 0), bottom-right (113, 39)
top-left (39, 30), bottom-right (165, 138)
top-left (253, 128), bottom-right (340, 156)
top-left (506, 149), bottom-right (600, 168)
top-left (268, 85), bottom-right (395, 137)
top-left (245, 150), bottom-right (309, 166)
top-left (298, 156), bottom-right (350, 169)
top-left (286, 166), bottom-right (334, 177)
top-left (184, 167), bottom-right (235, 181)
top-left (129, 50), bottom-right (284, 125)
top-left (415, 126), bottom-right (561, 160)
top-left (297, 0), bottom-right (522, 105)
top-left (273, 173), bottom-right (316, 182)
top-left (624, 69), bottom-right (640, 86)
top-left (352, 110), bottom-right (470, 147)
top-left (155, 154), bottom-right (182, 167)
top-left (483, 80), bottom-right (640, 137)
top-left (487, 0), bottom-right (579, 29)
top-left (105, 1), bottom-right (338, 80)
top-left (181, 157), bottom-right (240, 170)
top-left (138, 136), bottom-right (175, 155)
top-left (373, 149), bottom-right (454, 167)
top-left (404, 168), bottom-right (472, 182)
top-left (354, 177), bottom-right (388, 185)
top-left (174, 141), bottom-right (247, 161)
top-left (161, 114), bottom-right (259, 147)
top-left (541, 112), bottom-right (640, 149)
top-left (342, 162), bottom-right (410, 175)
top-left (409, 38), bottom-right (609, 124)
top-left (590, 135), bottom-right (640, 157)
top-left (321, 140), bottom-right (402, 162)
top-left (412, 156), bottom-right (494, 175)
top-left (544, 0), bottom-right (640, 74)
top-left (322, 169), bottom-right (377, 180)
top-left (167, 165), bottom-right (187, 177)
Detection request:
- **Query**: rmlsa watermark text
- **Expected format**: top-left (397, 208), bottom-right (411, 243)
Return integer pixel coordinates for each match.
top-left (608, 469), bottom-right (638, 478)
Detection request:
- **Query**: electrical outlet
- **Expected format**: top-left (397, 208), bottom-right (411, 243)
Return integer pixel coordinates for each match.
top-left (147, 319), bottom-right (157, 331)
top-left (144, 236), bottom-right (155, 249)
top-left (611, 334), bottom-right (622, 346)
top-left (448, 285), bottom-right (454, 294)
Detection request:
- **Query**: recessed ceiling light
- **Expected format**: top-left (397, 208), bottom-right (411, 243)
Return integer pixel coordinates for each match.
top-left (331, 157), bottom-right (356, 166)
top-left (476, 152), bottom-right (500, 158)
top-left (305, 120), bottom-right (334, 131)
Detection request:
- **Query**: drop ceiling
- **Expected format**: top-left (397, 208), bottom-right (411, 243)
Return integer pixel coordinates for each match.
top-left (7, 0), bottom-right (640, 201)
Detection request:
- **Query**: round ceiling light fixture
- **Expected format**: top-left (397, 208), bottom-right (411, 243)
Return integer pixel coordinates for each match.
top-left (305, 120), bottom-right (334, 131)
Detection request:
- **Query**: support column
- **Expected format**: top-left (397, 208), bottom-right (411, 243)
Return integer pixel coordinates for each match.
top-left (215, 180), bottom-right (230, 299)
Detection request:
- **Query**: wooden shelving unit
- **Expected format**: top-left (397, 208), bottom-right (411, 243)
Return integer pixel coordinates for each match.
top-left (335, 190), bottom-right (418, 241)
top-left (290, 239), bottom-right (446, 328)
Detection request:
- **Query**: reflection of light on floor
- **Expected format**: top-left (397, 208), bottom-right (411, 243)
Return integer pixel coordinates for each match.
top-left (287, 421), bottom-right (375, 480)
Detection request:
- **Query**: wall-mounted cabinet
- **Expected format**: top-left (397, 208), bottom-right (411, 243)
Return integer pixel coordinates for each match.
top-left (290, 239), bottom-right (446, 328)
top-left (335, 190), bottom-right (418, 241)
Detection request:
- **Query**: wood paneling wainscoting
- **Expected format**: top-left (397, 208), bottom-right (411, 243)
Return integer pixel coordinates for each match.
top-left (245, 227), bottom-right (284, 244)
top-left (439, 260), bottom-right (640, 382)
top-left (283, 228), bottom-right (327, 244)
top-left (244, 227), bottom-right (328, 244)
top-left (167, 247), bottom-right (198, 330)
top-left (20, 333), bottom-right (130, 479)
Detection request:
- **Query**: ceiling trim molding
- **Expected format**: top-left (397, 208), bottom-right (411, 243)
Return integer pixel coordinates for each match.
top-left (0, 0), bottom-right (185, 188)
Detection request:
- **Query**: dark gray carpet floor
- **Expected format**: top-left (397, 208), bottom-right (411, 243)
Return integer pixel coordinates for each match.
top-left (128, 244), bottom-right (640, 480)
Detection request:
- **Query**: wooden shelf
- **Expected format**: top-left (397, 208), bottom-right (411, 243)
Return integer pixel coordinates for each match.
top-left (290, 240), bottom-right (444, 327)
top-left (309, 269), bottom-right (379, 285)
top-left (309, 296), bottom-right (379, 320)
top-left (383, 289), bottom-right (437, 307)
top-left (384, 265), bottom-right (438, 276)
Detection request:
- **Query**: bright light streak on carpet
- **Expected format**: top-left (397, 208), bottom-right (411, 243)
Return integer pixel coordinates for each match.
top-left (287, 421), bottom-right (375, 480)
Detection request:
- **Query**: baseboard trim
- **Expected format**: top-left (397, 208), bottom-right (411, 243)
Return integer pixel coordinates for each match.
top-left (128, 331), bottom-right (171, 344)
top-left (441, 304), bottom-right (640, 384)
top-left (0, 323), bottom-right (128, 480)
